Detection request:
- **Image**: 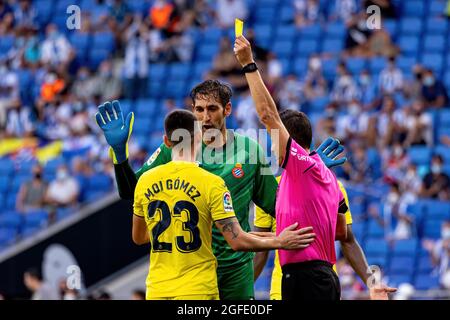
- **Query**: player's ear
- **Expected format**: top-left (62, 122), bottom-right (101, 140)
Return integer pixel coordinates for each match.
top-left (224, 102), bottom-right (232, 117)
top-left (163, 135), bottom-right (172, 148)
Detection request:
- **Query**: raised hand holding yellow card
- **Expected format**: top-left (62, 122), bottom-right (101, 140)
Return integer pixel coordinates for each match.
top-left (235, 18), bottom-right (244, 37)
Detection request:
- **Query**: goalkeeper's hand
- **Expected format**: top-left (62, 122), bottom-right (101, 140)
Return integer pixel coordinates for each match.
top-left (315, 137), bottom-right (347, 168)
top-left (95, 100), bottom-right (134, 164)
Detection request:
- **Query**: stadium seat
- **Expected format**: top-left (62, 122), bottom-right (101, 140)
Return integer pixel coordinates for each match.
top-left (168, 63), bottom-right (191, 80)
top-left (345, 58), bottom-right (366, 74)
top-left (387, 275), bottom-right (413, 287)
top-left (272, 40), bottom-right (294, 58)
top-left (325, 22), bottom-right (346, 39)
top-left (299, 24), bottom-right (322, 39)
top-left (296, 39), bottom-right (319, 56)
top-left (365, 239), bottom-right (388, 256)
top-left (407, 146), bottom-right (432, 166)
top-left (421, 53), bottom-right (444, 72)
top-left (366, 255), bottom-right (388, 269)
top-left (367, 220), bottom-right (385, 239)
top-left (279, 5), bottom-right (295, 23)
top-left (254, 7), bottom-right (276, 23)
top-left (24, 210), bottom-right (49, 229)
top-left (88, 49), bottom-right (110, 70)
top-left (292, 57), bottom-right (308, 77)
top-left (321, 38), bottom-right (344, 54)
top-left (435, 144), bottom-right (450, 164)
top-left (163, 80), bottom-right (187, 99)
top-left (429, 0), bottom-right (446, 15)
top-left (423, 219), bottom-right (443, 239)
top-left (399, 18), bottom-right (423, 35)
top-left (0, 227), bottom-right (16, 246)
top-left (423, 35), bottom-right (446, 52)
top-left (369, 57), bottom-right (387, 73)
top-left (21, 226), bottom-right (41, 238)
top-left (391, 239), bottom-right (418, 256)
top-left (415, 274), bottom-right (440, 290)
top-left (88, 174), bottom-right (112, 191)
top-left (34, 0), bottom-right (54, 26)
top-left (56, 208), bottom-right (74, 222)
top-left (275, 26), bottom-right (297, 41)
top-left (438, 109), bottom-right (450, 128)
top-left (0, 158), bottom-right (15, 175)
top-left (383, 19), bottom-right (397, 37)
top-left (418, 254), bottom-right (434, 273)
top-left (135, 99), bottom-right (157, 117)
top-left (0, 212), bottom-right (22, 229)
top-left (0, 177), bottom-right (10, 193)
top-left (253, 24), bottom-right (273, 40)
top-left (424, 200), bottom-right (450, 220)
top-left (402, 0), bottom-right (426, 17)
top-left (398, 36), bottom-right (420, 56)
top-left (195, 44), bottom-right (218, 61)
top-left (201, 27), bottom-right (222, 42)
top-left (92, 32), bottom-right (115, 52)
top-left (389, 256), bottom-right (415, 275)
top-left (149, 64), bottom-right (167, 81)
top-left (425, 18), bottom-right (448, 35)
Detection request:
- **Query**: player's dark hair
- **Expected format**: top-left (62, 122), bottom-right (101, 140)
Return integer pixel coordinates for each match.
top-left (279, 109), bottom-right (312, 149)
top-left (25, 267), bottom-right (42, 281)
top-left (164, 109), bottom-right (197, 147)
top-left (190, 80), bottom-right (233, 108)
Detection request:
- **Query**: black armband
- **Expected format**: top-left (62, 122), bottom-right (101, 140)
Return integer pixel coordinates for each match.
top-left (114, 160), bottom-right (138, 200)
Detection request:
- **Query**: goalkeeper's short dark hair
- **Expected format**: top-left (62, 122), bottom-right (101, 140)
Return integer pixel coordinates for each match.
top-left (279, 109), bottom-right (312, 150)
top-left (164, 109), bottom-right (197, 147)
top-left (190, 80), bottom-right (233, 107)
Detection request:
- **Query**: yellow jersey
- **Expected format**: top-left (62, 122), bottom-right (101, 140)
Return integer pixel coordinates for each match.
top-left (254, 179), bottom-right (353, 300)
top-left (134, 161), bottom-right (236, 299)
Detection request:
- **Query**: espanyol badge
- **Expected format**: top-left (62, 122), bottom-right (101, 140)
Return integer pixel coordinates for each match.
top-left (232, 163), bottom-right (244, 178)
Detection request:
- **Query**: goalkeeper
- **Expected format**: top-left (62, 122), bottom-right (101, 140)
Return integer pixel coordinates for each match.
top-left (95, 83), bottom-right (346, 300)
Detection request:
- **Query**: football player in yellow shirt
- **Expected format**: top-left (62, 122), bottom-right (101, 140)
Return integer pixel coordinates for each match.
top-left (132, 109), bottom-right (316, 300)
top-left (254, 179), bottom-right (397, 300)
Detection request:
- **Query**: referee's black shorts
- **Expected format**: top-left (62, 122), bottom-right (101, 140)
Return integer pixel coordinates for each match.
top-left (281, 260), bottom-right (341, 301)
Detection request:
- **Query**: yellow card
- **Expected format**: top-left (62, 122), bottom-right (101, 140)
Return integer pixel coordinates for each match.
top-left (235, 18), bottom-right (244, 37)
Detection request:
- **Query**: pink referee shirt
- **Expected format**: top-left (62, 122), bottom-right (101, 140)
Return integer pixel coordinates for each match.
top-left (276, 138), bottom-right (345, 267)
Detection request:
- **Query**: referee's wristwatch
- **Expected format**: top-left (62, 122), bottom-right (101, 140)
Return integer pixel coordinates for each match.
top-left (242, 62), bottom-right (258, 73)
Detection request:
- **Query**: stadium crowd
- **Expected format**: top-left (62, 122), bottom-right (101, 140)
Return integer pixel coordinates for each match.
top-left (0, 0), bottom-right (449, 299)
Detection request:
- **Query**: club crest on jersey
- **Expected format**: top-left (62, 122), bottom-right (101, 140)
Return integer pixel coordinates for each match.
top-left (231, 163), bottom-right (244, 178)
top-left (223, 192), bottom-right (233, 212)
top-left (290, 147), bottom-right (298, 157)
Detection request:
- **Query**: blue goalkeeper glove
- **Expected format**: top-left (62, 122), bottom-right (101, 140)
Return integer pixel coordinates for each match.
top-left (95, 100), bottom-right (134, 164)
top-left (315, 137), bottom-right (347, 168)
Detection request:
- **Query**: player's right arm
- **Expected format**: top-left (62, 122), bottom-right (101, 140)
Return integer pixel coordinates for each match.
top-left (95, 100), bottom-right (171, 200)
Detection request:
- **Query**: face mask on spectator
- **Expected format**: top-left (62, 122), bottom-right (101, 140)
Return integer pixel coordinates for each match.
top-left (431, 164), bottom-right (442, 174)
top-left (348, 103), bottom-right (360, 115)
top-left (423, 76), bottom-right (435, 87)
top-left (360, 75), bottom-right (370, 86)
top-left (57, 170), bottom-right (68, 181)
top-left (309, 57), bottom-right (321, 71)
top-left (393, 146), bottom-right (403, 157)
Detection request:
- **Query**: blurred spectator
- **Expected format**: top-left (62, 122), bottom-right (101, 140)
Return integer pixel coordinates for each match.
top-left (303, 55), bottom-right (328, 100)
top-left (336, 258), bottom-right (366, 300)
top-left (379, 56), bottom-right (403, 95)
top-left (5, 103), bottom-right (34, 137)
top-left (266, 52), bottom-right (283, 88)
top-left (16, 164), bottom-right (48, 213)
top-left (108, 0), bottom-right (133, 34)
top-left (131, 289), bottom-right (146, 300)
top-left (40, 71), bottom-right (66, 104)
top-left (13, 0), bottom-right (37, 31)
top-left (0, 1), bottom-right (14, 34)
top-left (383, 142), bottom-right (409, 184)
top-left (366, 28), bottom-right (399, 58)
top-left (336, 99), bottom-right (371, 142)
top-left (421, 155), bottom-right (450, 200)
top-left (277, 74), bottom-right (304, 111)
top-left (45, 165), bottom-right (80, 210)
top-left (422, 221), bottom-right (450, 286)
top-left (91, 59), bottom-right (122, 101)
top-left (330, 62), bottom-right (360, 106)
top-left (384, 183), bottom-right (414, 241)
top-left (363, 0), bottom-right (397, 19)
top-left (71, 156), bottom-right (93, 202)
top-left (235, 90), bottom-right (259, 138)
top-left (421, 69), bottom-right (449, 108)
top-left (402, 100), bottom-right (433, 147)
top-left (40, 24), bottom-right (74, 69)
top-left (0, 60), bottom-right (20, 127)
top-left (377, 96), bottom-right (396, 147)
top-left (344, 12), bottom-right (372, 55)
top-left (294, 0), bottom-right (322, 27)
top-left (88, 289), bottom-right (112, 300)
top-left (58, 278), bottom-right (80, 300)
top-left (404, 64), bottom-right (425, 101)
top-left (23, 268), bottom-right (59, 300)
top-left (123, 24), bottom-right (150, 100)
top-left (402, 163), bottom-right (422, 197)
top-left (332, 0), bottom-right (358, 23)
top-left (343, 143), bottom-right (372, 183)
top-left (357, 69), bottom-right (377, 108)
top-left (216, 0), bottom-right (248, 28)
top-left (72, 67), bottom-right (97, 101)
top-left (246, 30), bottom-right (269, 64)
top-left (149, 0), bottom-right (175, 30)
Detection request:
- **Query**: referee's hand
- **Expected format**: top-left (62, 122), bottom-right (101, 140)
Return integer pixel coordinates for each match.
top-left (369, 284), bottom-right (398, 300)
top-left (234, 36), bottom-right (255, 68)
top-left (278, 224), bottom-right (316, 250)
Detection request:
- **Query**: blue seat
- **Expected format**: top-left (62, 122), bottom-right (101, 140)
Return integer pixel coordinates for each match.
top-left (391, 239), bottom-right (418, 256)
top-left (365, 239), bottom-right (388, 256)
top-left (254, 7), bottom-right (276, 22)
top-left (389, 256), bottom-right (415, 275)
top-left (423, 219), bottom-right (443, 239)
top-left (388, 275), bottom-right (413, 287)
top-left (0, 176), bottom-right (10, 193)
top-left (0, 212), bottom-right (22, 228)
top-left (421, 53), bottom-right (444, 72)
top-left (253, 24), bottom-right (273, 39)
top-left (92, 32), bottom-right (115, 51)
top-left (418, 255), bottom-right (433, 273)
top-left (292, 57), bottom-right (308, 77)
top-left (435, 144), bottom-right (450, 164)
top-left (369, 57), bottom-right (386, 73)
top-left (350, 222), bottom-right (365, 241)
top-left (296, 39), bottom-right (319, 56)
top-left (275, 25), bottom-right (297, 40)
top-left (407, 146), bottom-right (431, 166)
top-left (325, 22), bottom-right (346, 38)
top-left (398, 36), bottom-right (420, 55)
top-left (88, 49), bottom-right (110, 70)
top-left (56, 208), bottom-right (74, 222)
top-left (21, 226), bottom-right (41, 238)
top-left (345, 58), bottom-right (366, 74)
top-left (405, 202), bottom-right (425, 224)
top-left (133, 120), bottom-right (150, 135)
top-left (429, 0), bottom-right (446, 15)
top-left (383, 19), bottom-right (397, 37)
top-left (149, 64), bottom-right (167, 81)
top-left (424, 200), bottom-right (450, 220)
top-left (24, 210), bottom-right (48, 229)
top-left (438, 127), bottom-right (450, 141)
top-left (425, 18), bottom-right (448, 34)
top-left (163, 80), bottom-right (187, 99)
top-left (0, 158), bottom-right (15, 175)
top-left (195, 44), bottom-right (218, 61)
top-left (321, 38), bottom-right (343, 54)
top-left (88, 174), bottom-right (112, 191)
top-left (400, 18), bottom-right (423, 35)
top-left (402, 0), bottom-right (425, 17)
top-left (349, 202), bottom-right (365, 219)
top-left (125, 0), bottom-right (148, 13)
top-left (423, 35), bottom-right (445, 52)
top-left (34, 0), bottom-right (54, 25)
top-left (366, 255), bottom-right (388, 269)
top-left (367, 220), bottom-right (385, 239)
top-left (415, 274), bottom-right (440, 290)
top-left (397, 55), bottom-right (417, 71)
top-left (272, 40), bottom-right (293, 58)
top-left (193, 62), bottom-right (212, 79)
top-left (309, 97), bottom-right (329, 112)
top-left (135, 99), bottom-right (157, 116)
top-left (299, 24), bottom-right (322, 39)
top-left (168, 63), bottom-right (191, 80)
top-left (438, 110), bottom-right (450, 127)
top-left (201, 27), bottom-right (222, 42)
top-left (0, 227), bottom-right (16, 246)
top-left (279, 5), bottom-right (294, 22)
